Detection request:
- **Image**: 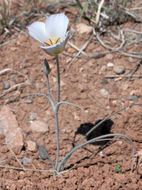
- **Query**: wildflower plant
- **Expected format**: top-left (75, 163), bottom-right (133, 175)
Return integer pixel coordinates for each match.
top-left (27, 13), bottom-right (135, 174)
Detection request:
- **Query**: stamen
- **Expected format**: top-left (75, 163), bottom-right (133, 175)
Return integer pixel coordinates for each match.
top-left (44, 42), bottom-right (51, 46)
top-left (56, 38), bottom-right (61, 44)
top-left (44, 38), bottom-right (61, 47)
top-left (49, 39), bottom-right (53, 45)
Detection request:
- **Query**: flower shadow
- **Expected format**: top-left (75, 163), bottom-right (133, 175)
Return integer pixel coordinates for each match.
top-left (73, 119), bottom-right (114, 147)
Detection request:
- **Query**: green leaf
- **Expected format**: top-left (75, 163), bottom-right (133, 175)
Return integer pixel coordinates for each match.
top-left (115, 163), bottom-right (122, 173)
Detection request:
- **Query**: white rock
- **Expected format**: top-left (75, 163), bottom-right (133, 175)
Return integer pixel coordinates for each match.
top-left (26, 140), bottom-right (37, 152)
top-left (23, 157), bottom-right (32, 166)
top-left (107, 62), bottom-right (114, 67)
top-left (29, 112), bottom-right (38, 121)
top-left (100, 88), bottom-right (109, 97)
top-left (105, 54), bottom-right (113, 60)
top-left (76, 23), bottom-right (93, 34)
top-left (30, 120), bottom-right (49, 133)
top-left (113, 65), bottom-right (125, 74)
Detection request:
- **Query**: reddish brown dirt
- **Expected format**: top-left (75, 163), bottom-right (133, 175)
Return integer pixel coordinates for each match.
top-left (0, 1), bottom-right (142, 190)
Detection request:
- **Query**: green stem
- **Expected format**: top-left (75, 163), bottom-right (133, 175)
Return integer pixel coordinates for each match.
top-left (75, 0), bottom-right (83, 9)
top-left (46, 76), bottom-right (51, 99)
top-left (55, 55), bottom-right (60, 169)
top-left (55, 112), bottom-right (59, 169)
top-left (56, 55), bottom-right (60, 103)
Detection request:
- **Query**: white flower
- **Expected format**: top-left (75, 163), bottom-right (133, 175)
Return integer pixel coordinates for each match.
top-left (27, 13), bottom-right (69, 56)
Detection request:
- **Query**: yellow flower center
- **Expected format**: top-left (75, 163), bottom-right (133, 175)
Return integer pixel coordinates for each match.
top-left (44, 38), bottom-right (61, 47)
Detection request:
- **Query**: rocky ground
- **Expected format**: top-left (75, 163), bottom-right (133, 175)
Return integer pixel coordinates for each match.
top-left (0, 0), bottom-right (142, 189)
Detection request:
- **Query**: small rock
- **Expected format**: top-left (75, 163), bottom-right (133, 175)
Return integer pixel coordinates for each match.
top-left (100, 88), bottom-right (109, 97)
top-left (76, 23), bottom-right (93, 35)
top-left (1, 146), bottom-right (9, 153)
top-left (17, 34), bottom-right (26, 45)
top-left (52, 76), bottom-right (56, 83)
top-left (0, 105), bottom-right (24, 154)
top-left (29, 112), bottom-right (38, 121)
top-left (67, 47), bottom-right (76, 54)
top-left (107, 62), bottom-right (114, 67)
top-left (62, 128), bottom-right (73, 133)
top-left (78, 84), bottom-right (87, 93)
top-left (130, 90), bottom-right (141, 97)
top-left (73, 112), bottom-right (80, 121)
top-left (61, 80), bottom-right (65, 87)
top-left (128, 95), bottom-right (138, 103)
top-left (130, 90), bottom-right (137, 96)
top-left (102, 78), bottom-right (108, 84)
top-left (113, 65), bottom-right (125, 75)
top-left (24, 96), bottom-right (33, 104)
top-left (112, 100), bottom-right (117, 106)
top-left (3, 80), bottom-right (10, 89)
top-left (26, 140), bottom-right (37, 152)
top-left (105, 54), bottom-right (113, 60)
top-left (23, 157), bottom-right (32, 166)
top-left (99, 151), bottom-right (104, 158)
top-left (128, 57), bottom-right (137, 63)
top-left (10, 47), bottom-right (17, 52)
top-left (99, 65), bottom-right (107, 74)
top-left (30, 120), bottom-right (49, 133)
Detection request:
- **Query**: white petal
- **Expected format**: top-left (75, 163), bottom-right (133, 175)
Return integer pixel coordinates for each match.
top-left (27, 22), bottom-right (49, 43)
top-left (40, 33), bottom-right (69, 56)
top-left (45, 13), bottom-right (69, 40)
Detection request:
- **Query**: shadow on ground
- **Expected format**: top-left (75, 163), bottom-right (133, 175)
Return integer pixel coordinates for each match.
top-left (73, 119), bottom-right (114, 146)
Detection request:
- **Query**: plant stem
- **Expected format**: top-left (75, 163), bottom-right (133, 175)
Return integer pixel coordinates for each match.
top-left (56, 55), bottom-right (60, 103)
top-left (55, 112), bottom-right (59, 169)
top-left (46, 76), bottom-right (51, 99)
top-left (55, 55), bottom-right (60, 169)
top-left (75, 0), bottom-right (83, 9)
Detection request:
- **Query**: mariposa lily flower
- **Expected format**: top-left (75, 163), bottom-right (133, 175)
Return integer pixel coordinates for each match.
top-left (27, 13), bottom-right (69, 56)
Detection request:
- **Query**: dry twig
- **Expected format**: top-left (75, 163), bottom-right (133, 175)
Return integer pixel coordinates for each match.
top-left (95, 0), bottom-right (105, 25)
top-left (0, 80), bottom-right (30, 98)
top-left (6, 143), bottom-right (25, 170)
top-left (0, 68), bottom-right (29, 80)
top-left (93, 28), bottom-right (125, 51)
top-left (105, 75), bottom-right (142, 79)
top-left (68, 42), bottom-right (87, 56)
top-left (68, 34), bottom-right (93, 67)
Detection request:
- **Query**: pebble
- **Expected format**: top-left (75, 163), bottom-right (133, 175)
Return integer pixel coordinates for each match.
top-left (102, 78), bottom-right (108, 84)
top-left (100, 88), bottom-right (109, 97)
top-left (105, 54), bottom-right (113, 60)
top-left (107, 62), bottom-right (114, 67)
top-left (128, 95), bottom-right (138, 103)
top-left (130, 90), bottom-right (141, 97)
top-left (30, 120), bottom-right (49, 133)
top-left (29, 112), bottom-right (38, 121)
top-left (23, 157), bottom-right (32, 166)
top-left (3, 80), bottom-right (10, 89)
top-left (113, 65), bottom-right (125, 75)
top-left (76, 23), bottom-right (93, 34)
top-left (128, 57), bottom-right (137, 63)
top-left (26, 140), bottom-right (37, 152)
top-left (24, 96), bottom-right (33, 104)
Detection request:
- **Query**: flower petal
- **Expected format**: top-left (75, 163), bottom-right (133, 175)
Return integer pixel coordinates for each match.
top-left (27, 22), bottom-right (48, 43)
top-left (45, 13), bottom-right (69, 40)
top-left (40, 33), bottom-right (69, 56)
